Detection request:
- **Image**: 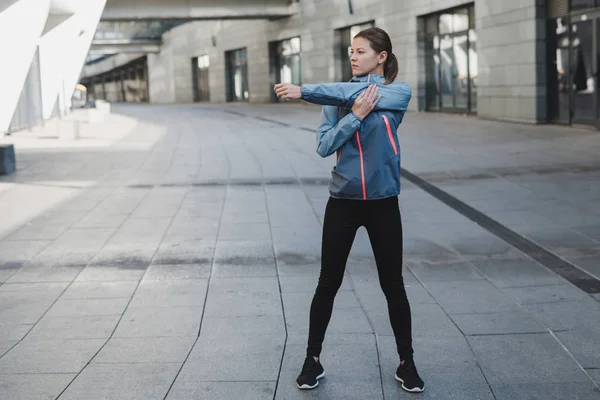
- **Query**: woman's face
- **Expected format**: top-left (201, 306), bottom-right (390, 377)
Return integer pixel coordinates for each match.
top-left (349, 37), bottom-right (387, 77)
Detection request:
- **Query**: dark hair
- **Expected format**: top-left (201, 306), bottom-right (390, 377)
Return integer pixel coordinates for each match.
top-left (354, 27), bottom-right (398, 84)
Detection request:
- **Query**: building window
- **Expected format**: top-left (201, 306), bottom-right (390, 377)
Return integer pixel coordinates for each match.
top-left (334, 21), bottom-right (374, 82)
top-left (269, 37), bottom-right (302, 102)
top-left (421, 5), bottom-right (477, 113)
top-left (547, 3), bottom-right (600, 127)
top-left (192, 54), bottom-right (210, 102)
top-left (225, 48), bottom-right (249, 102)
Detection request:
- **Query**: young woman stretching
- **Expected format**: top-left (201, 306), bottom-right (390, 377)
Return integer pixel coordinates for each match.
top-left (274, 27), bottom-right (424, 394)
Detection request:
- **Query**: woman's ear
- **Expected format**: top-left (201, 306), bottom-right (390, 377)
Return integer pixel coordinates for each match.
top-left (378, 51), bottom-right (388, 65)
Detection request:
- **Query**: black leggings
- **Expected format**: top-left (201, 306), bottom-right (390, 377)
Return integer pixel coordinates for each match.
top-left (306, 196), bottom-right (414, 361)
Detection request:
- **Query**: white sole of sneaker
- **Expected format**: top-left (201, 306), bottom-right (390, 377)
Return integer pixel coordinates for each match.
top-left (296, 372), bottom-right (325, 390)
top-left (395, 374), bottom-right (425, 393)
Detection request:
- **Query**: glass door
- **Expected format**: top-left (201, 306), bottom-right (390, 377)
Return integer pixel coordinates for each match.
top-left (571, 16), bottom-right (596, 124)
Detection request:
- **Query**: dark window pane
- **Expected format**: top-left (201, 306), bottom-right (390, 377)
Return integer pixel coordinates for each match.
top-left (572, 19), bottom-right (595, 121)
top-left (547, 18), bottom-right (570, 123)
top-left (426, 16), bottom-right (438, 34)
top-left (469, 29), bottom-right (478, 112)
top-left (425, 35), bottom-right (440, 109)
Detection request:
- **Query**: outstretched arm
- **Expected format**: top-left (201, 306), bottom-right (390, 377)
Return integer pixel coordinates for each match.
top-left (274, 81), bottom-right (411, 111)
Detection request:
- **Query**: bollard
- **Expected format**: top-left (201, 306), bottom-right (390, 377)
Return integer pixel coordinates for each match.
top-left (59, 120), bottom-right (80, 140)
top-left (88, 108), bottom-right (105, 124)
top-left (0, 144), bottom-right (16, 175)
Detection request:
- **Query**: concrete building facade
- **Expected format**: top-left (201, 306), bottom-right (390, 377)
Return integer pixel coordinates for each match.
top-left (121, 0), bottom-right (546, 124)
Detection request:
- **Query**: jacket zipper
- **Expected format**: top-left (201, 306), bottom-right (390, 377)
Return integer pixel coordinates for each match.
top-left (355, 131), bottom-right (367, 200)
top-left (382, 115), bottom-right (398, 155)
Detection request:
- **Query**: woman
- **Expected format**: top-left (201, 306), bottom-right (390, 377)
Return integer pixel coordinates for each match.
top-left (274, 27), bottom-right (424, 394)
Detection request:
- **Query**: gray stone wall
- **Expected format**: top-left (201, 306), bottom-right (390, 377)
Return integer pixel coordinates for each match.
top-left (145, 0), bottom-right (545, 122)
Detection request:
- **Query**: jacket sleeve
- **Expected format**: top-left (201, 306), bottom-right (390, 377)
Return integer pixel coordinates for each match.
top-left (301, 81), bottom-right (412, 111)
top-left (316, 106), bottom-right (361, 158)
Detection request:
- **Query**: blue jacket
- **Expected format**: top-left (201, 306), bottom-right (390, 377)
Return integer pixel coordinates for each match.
top-left (301, 74), bottom-right (412, 200)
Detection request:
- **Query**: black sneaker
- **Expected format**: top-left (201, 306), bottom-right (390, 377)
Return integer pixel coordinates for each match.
top-left (296, 356), bottom-right (325, 389)
top-left (395, 359), bottom-right (425, 393)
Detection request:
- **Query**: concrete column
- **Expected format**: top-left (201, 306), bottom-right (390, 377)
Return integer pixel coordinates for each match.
top-left (0, 0), bottom-right (51, 135)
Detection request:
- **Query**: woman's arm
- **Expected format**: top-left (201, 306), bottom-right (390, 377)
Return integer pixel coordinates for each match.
top-left (315, 106), bottom-right (361, 158)
top-left (274, 81), bottom-right (411, 111)
top-left (302, 82), bottom-right (411, 111)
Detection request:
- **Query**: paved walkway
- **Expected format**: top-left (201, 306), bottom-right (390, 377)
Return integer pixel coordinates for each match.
top-left (0, 103), bottom-right (599, 399)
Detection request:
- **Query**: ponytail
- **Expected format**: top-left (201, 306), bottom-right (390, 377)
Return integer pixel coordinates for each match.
top-left (384, 53), bottom-right (398, 84)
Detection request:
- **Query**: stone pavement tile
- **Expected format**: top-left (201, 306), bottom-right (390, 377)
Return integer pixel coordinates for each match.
top-left (94, 337), bottom-right (196, 363)
top-left (179, 334), bottom-right (284, 381)
top-left (152, 240), bottom-right (214, 265)
top-left (218, 222), bottom-right (271, 241)
top-left (128, 279), bottom-right (208, 308)
top-left (503, 284), bottom-right (592, 304)
top-left (213, 240), bottom-right (275, 265)
top-left (8, 221), bottom-right (72, 241)
top-left (27, 315), bottom-right (120, 340)
top-left (200, 315), bottom-right (286, 336)
top-left (89, 245), bottom-right (156, 268)
top-left (59, 363), bottom-right (180, 400)
top-left (595, 293), bottom-right (600, 302)
top-left (92, 190), bottom-right (149, 215)
top-left (367, 303), bottom-right (463, 337)
top-left (0, 323), bottom-right (33, 341)
top-left (72, 212), bottom-right (129, 229)
top-left (0, 281), bottom-right (69, 293)
top-left (212, 263), bottom-right (277, 278)
top-left (569, 256), bottom-right (600, 278)
top-left (61, 281), bottom-right (138, 299)
top-left (587, 368), bottom-right (600, 384)
top-left (378, 336), bottom-right (493, 400)
top-left (45, 298), bottom-right (130, 317)
top-left (0, 240), bottom-right (52, 267)
top-left (284, 291), bottom-right (361, 310)
top-left (277, 262), bottom-right (321, 276)
top-left (203, 277), bottom-right (282, 318)
top-left (143, 263), bottom-right (211, 280)
top-left (491, 383), bottom-right (600, 400)
top-left (450, 233), bottom-right (524, 261)
top-left (469, 258), bottom-right (565, 288)
top-left (6, 264), bottom-right (85, 283)
top-left (278, 274), bottom-right (351, 293)
top-left (0, 341), bottom-right (16, 356)
top-left (113, 307), bottom-right (202, 338)
top-left (0, 292), bottom-right (57, 324)
top-left (283, 293), bottom-right (372, 336)
top-left (0, 373), bottom-right (76, 400)
top-left (0, 339), bottom-right (105, 373)
top-left (402, 236), bottom-right (464, 265)
top-left (467, 333), bottom-right (591, 384)
top-left (275, 339), bottom-right (382, 400)
top-left (575, 225), bottom-right (600, 242)
top-left (76, 265), bottom-right (146, 282)
top-left (273, 242), bottom-right (321, 266)
top-left (449, 311), bottom-right (547, 336)
top-left (0, 268), bottom-right (16, 283)
top-left (408, 261), bottom-right (485, 283)
top-left (423, 280), bottom-right (519, 314)
top-left (131, 192), bottom-right (187, 218)
top-left (524, 229), bottom-right (600, 258)
top-left (522, 299), bottom-right (600, 331)
top-left (220, 211), bottom-right (269, 224)
top-left (167, 381), bottom-right (276, 400)
top-left (164, 217), bottom-right (220, 241)
top-left (555, 330), bottom-right (600, 369)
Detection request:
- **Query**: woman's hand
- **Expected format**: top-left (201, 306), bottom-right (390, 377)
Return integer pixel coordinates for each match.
top-left (274, 83), bottom-right (302, 100)
top-left (352, 84), bottom-right (381, 121)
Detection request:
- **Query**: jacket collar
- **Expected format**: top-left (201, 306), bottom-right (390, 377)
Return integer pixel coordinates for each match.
top-left (350, 74), bottom-right (386, 83)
